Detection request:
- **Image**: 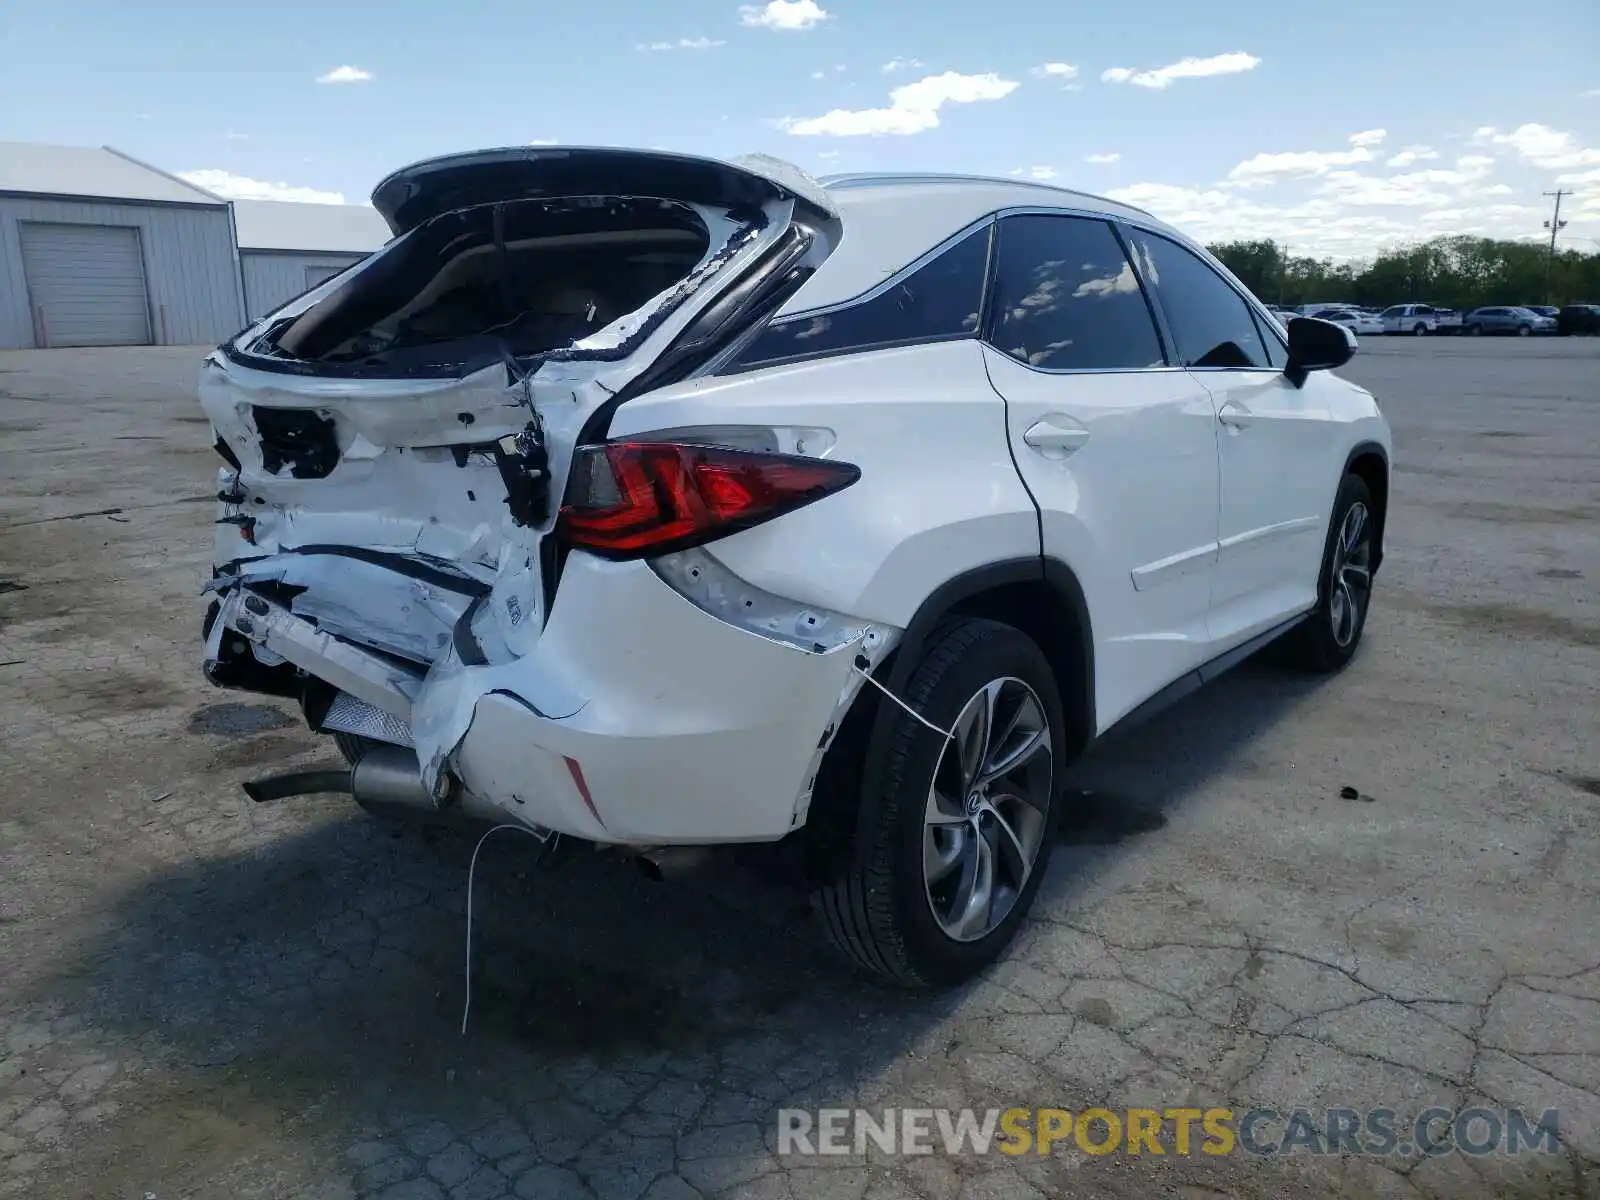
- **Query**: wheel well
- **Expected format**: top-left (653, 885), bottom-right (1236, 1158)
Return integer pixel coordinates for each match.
top-left (800, 565), bottom-right (1094, 884)
top-left (1347, 450), bottom-right (1388, 574)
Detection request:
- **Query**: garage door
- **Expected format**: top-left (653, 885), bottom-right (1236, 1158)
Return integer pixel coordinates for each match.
top-left (305, 264), bottom-right (345, 290)
top-left (19, 223), bottom-right (152, 348)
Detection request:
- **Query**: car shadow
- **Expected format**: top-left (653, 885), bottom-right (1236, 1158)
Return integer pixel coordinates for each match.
top-left (30, 647), bottom-right (1329, 1194)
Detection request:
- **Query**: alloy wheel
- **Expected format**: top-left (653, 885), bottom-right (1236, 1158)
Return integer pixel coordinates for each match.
top-left (922, 677), bottom-right (1052, 943)
top-left (1329, 501), bottom-right (1373, 648)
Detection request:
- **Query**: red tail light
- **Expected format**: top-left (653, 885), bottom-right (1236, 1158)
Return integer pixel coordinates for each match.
top-left (556, 441), bottom-right (860, 559)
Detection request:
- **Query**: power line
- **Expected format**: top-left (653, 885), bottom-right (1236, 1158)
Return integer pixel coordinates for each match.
top-left (1542, 189), bottom-right (1570, 305)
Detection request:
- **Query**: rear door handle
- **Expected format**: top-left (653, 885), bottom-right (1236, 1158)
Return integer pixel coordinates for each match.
top-left (1022, 417), bottom-right (1090, 459)
top-left (1217, 401), bottom-right (1255, 430)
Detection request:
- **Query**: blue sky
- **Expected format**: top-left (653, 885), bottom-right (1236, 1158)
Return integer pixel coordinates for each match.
top-left (3, 0), bottom-right (1598, 257)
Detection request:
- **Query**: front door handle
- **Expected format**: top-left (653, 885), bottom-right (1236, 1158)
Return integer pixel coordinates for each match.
top-left (1217, 401), bottom-right (1255, 430)
top-left (1022, 417), bottom-right (1090, 459)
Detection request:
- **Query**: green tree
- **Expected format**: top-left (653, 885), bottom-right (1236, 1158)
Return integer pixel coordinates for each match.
top-left (1207, 235), bottom-right (1600, 310)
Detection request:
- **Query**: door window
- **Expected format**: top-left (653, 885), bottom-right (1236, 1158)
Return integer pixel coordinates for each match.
top-left (1124, 230), bottom-right (1271, 369)
top-left (988, 215), bottom-right (1165, 371)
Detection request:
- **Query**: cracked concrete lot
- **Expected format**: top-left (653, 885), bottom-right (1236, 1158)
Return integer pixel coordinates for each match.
top-left (1, 339), bottom-right (1597, 1199)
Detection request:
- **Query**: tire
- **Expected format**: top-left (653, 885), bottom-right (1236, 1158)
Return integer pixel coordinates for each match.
top-left (1517, 324), bottom-right (1531, 337)
top-left (1278, 473), bottom-right (1376, 674)
top-left (811, 617), bottom-right (1065, 988)
top-left (1412, 323), bottom-right (1428, 336)
top-left (1465, 324), bottom-right (1482, 337)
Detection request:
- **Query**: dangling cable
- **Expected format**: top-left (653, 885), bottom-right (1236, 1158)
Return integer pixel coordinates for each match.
top-left (851, 659), bottom-right (955, 740)
top-left (461, 823), bottom-right (550, 1036)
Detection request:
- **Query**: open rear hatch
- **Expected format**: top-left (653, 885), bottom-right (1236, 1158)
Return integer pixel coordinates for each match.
top-left (201, 146), bottom-right (839, 702)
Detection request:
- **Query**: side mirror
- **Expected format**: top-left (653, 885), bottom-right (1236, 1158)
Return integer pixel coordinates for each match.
top-left (1284, 316), bottom-right (1356, 387)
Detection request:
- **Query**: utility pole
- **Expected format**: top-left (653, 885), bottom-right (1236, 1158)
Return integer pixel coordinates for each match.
top-left (1542, 190), bottom-right (1570, 304)
top-left (1279, 242), bottom-right (1289, 306)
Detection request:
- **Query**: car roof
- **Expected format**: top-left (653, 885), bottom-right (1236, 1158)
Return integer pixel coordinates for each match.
top-left (775, 172), bottom-right (1184, 317)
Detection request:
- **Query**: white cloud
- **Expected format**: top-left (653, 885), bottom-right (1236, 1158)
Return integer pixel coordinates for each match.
top-left (739, 0), bottom-right (829, 31)
top-left (1085, 152), bottom-right (1121, 164)
top-left (638, 36), bottom-right (725, 51)
top-left (178, 169), bottom-right (346, 205)
top-left (1475, 123), bottom-right (1600, 170)
top-left (780, 70), bottom-right (1020, 137)
top-left (1580, 88), bottom-right (1600, 98)
top-left (1385, 145), bottom-right (1439, 168)
top-left (1010, 166), bottom-right (1059, 180)
top-left (1100, 51), bottom-right (1259, 90)
top-left (316, 65), bottom-right (373, 85)
top-left (1229, 131), bottom-right (1405, 185)
top-left (882, 57), bottom-right (923, 73)
top-left (528, 139), bottom-right (558, 146)
top-left (1031, 62), bottom-right (1079, 89)
top-left (810, 70), bottom-right (826, 80)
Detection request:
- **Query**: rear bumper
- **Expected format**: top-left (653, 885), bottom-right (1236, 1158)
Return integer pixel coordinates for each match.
top-left (210, 552), bottom-right (871, 845)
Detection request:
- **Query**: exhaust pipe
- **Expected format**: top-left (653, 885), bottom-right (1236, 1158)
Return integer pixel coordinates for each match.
top-left (635, 846), bottom-right (713, 882)
top-left (244, 745), bottom-right (448, 812)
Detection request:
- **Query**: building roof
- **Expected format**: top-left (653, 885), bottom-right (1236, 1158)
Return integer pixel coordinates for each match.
top-left (232, 199), bottom-right (393, 254)
top-left (0, 141), bottom-right (224, 205)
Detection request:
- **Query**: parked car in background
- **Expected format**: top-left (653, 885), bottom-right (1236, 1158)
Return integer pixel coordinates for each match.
top-left (1313, 308), bottom-right (1384, 336)
top-left (1462, 306), bottom-right (1557, 336)
top-left (196, 147), bottom-right (1391, 986)
top-left (1556, 303), bottom-right (1600, 335)
top-left (1525, 305), bottom-right (1559, 320)
top-left (1379, 303), bottom-right (1461, 335)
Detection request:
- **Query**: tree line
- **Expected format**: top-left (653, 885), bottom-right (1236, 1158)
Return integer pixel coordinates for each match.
top-left (1206, 235), bottom-right (1600, 311)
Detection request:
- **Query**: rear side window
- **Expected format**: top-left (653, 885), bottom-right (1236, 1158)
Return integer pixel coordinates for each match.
top-left (733, 224), bottom-right (991, 368)
top-left (988, 215), bottom-right (1164, 371)
top-left (1125, 230), bottom-right (1271, 369)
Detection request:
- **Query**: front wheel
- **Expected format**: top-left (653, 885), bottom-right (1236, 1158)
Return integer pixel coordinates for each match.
top-left (1466, 324), bottom-right (1482, 336)
top-left (1412, 323), bottom-right (1429, 336)
top-left (1279, 473), bottom-right (1376, 674)
top-left (812, 618), bottom-right (1063, 988)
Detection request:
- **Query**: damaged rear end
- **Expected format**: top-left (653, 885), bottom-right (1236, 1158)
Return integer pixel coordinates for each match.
top-left (201, 146), bottom-right (865, 841)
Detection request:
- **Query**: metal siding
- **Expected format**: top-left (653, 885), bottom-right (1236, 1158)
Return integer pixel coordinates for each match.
top-left (0, 196), bottom-right (242, 349)
top-left (18, 222), bottom-right (151, 346)
top-left (240, 251), bottom-right (363, 320)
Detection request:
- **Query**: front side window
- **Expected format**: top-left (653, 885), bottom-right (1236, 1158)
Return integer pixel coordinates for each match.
top-left (733, 224), bottom-right (991, 368)
top-left (988, 215), bottom-right (1165, 371)
top-left (1124, 230), bottom-right (1271, 369)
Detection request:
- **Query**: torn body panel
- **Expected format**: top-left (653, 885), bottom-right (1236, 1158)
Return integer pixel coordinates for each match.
top-left (201, 150), bottom-right (863, 845)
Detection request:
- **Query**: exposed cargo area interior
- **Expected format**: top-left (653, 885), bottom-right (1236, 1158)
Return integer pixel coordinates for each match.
top-left (238, 197), bottom-right (714, 377)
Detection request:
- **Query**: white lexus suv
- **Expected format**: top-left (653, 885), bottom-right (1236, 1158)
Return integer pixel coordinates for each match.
top-left (199, 147), bottom-right (1391, 987)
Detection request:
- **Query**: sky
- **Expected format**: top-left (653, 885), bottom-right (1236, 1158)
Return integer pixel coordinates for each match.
top-left (3, 0), bottom-right (1598, 259)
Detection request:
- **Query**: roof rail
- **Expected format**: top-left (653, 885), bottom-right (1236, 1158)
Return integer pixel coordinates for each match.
top-left (816, 170), bottom-right (1155, 218)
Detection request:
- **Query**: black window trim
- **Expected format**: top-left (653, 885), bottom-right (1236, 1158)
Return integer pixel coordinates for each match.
top-left (721, 201), bottom-right (1297, 379)
top-left (722, 217), bottom-right (998, 373)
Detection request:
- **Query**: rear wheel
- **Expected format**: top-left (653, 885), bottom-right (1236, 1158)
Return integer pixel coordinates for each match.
top-left (1412, 322), bottom-right (1428, 336)
top-left (812, 618), bottom-right (1063, 988)
top-left (1517, 324), bottom-right (1532, 337)
top-left (1465, 323), bottom-right (1482, 336)
top-left (1279, 473), bottom-right (1376, 674)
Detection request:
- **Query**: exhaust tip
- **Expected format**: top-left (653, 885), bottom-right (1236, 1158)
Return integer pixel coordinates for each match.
top-left (634, 846), bottom-right (712, 882)
top-left (243, 769), bottom-right (353, 804)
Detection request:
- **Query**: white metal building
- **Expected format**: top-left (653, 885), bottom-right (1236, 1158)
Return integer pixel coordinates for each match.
top-left (0, 142), bottom-right (245, 349)
top-left (233, 199), bottom-right (392, 321)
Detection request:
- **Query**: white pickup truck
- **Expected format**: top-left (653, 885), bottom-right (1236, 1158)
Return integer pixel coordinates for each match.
top-left (1379, 303), bottom-right (1462, 336)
